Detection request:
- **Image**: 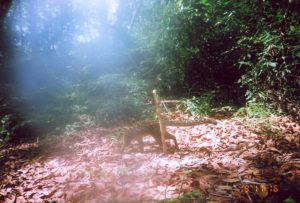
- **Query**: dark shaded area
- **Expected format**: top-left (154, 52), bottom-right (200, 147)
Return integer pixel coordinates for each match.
top-left (0, 0), bottom-right (12, 91)
top-left (0, 0), bottom-right (38, 143)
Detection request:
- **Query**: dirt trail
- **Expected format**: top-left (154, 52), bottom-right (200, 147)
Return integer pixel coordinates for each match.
top-left (1, 116), bottom-right (300, 202)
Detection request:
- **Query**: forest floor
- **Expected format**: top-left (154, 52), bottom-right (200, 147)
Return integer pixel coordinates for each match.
top-left (0, 113), bottom-right (300, 203)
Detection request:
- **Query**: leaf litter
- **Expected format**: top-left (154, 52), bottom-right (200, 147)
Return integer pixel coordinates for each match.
top-left (0, 115), bottom-right (299, 202)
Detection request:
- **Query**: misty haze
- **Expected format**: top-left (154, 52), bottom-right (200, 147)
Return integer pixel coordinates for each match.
top-left (0, 0), bottom-right (299, 202)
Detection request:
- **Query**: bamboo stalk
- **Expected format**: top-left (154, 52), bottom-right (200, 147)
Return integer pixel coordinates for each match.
top-left (160, 100), bottom-right (181, 103)
top-left (152, 89), bottom-right (167, 154)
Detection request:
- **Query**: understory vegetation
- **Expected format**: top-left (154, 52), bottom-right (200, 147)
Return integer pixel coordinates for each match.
top-left (0, 1), bottom-right (300, 202)
top-left (0, 0), bottom-right (299, 143)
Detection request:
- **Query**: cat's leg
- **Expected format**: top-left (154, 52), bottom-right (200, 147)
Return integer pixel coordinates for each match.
top-left (121, 134), bottom-right (131, 153)
top-left (166, 132), bottom-right (179, 149)
top-left (137, 136), bottom-right (144, 152)
top-left (153, 135), bottom-right (163, 150)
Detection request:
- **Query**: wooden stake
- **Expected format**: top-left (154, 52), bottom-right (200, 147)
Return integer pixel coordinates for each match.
top-left (152, 89), bottom-right (167, 154)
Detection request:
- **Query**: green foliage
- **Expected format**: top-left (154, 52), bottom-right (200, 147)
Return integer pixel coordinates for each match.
top-left (1, 74), bottom-right (152, 142)
top-left (234, 101), bottom-right (276, 118)
top-left (284, 197), bottom-right (296, 203)
top-left (181, 92), bottom-right (214, 116)
top-left (132, 1), bottom-right (187, 93)
top-left (133, 0), bottom-right (247, 98)
top-left (0, 114), bottom-right (13, 142)
top-left (63, 114), bottom-right (95, 136)
top-left (133, 0), bottom-right (299, 117)
top-left (211, 105), bottom-right (238, 118)
top-left (0, 114), bottom-right (32, 143)
top-left (67, 74), bottom-right (151, 122)
top-left (236, 0), bottom-right (300, 117)
top-left (1, 0), bottom-right (300, 141)
top-left (161, 189), bottom-right (205, 203)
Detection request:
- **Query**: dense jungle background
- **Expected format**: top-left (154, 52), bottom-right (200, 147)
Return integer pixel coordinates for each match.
top-left (0, 0), bottom-right (299, 142)
top-left (0, 0), bottom-right (300, 202)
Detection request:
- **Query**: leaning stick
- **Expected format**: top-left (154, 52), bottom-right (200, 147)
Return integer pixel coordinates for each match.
top-left (152, 89), bottom-right (167, 154)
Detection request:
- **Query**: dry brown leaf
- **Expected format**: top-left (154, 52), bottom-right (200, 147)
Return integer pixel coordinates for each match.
top-left (222, 178), bottom-right (240, 183)
top-left (1, 115), bottom-right (299, 203)
top-left (215, 185), bottom-right (233, 191)
top-left (15, 196), bottom-right (27, 203)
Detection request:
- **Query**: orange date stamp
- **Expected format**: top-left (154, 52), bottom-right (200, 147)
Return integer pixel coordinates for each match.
top-left (240, 183), bottom-right (279, 193)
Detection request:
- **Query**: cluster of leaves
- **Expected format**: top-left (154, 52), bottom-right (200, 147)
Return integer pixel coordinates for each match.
top-left (236, 0), bottom-right (300, 118)
top-left (162, 189), bottom-right (205, 203)
top-left (66, 74), bottom-right (151, 123)
top-left (234, 102), bottom-right (276, 118)
top-left (0, 114), bottom-right (14, 142)
top-left (132, 0), bottom-right (246, 97)
top-left (180, 92), bottom-right (214, 116)
top-left (0, 113), bottom-right (34, 143)
top-left (1, 0), bottom-right (299, 142)
top-left (132, 0), bottom-right (299, 117)
top-left (0, 72), bottom-right (151, 142)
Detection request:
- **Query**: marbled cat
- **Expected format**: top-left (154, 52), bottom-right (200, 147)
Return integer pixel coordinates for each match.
top-left (121, 118), bottom-right (217, 152)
